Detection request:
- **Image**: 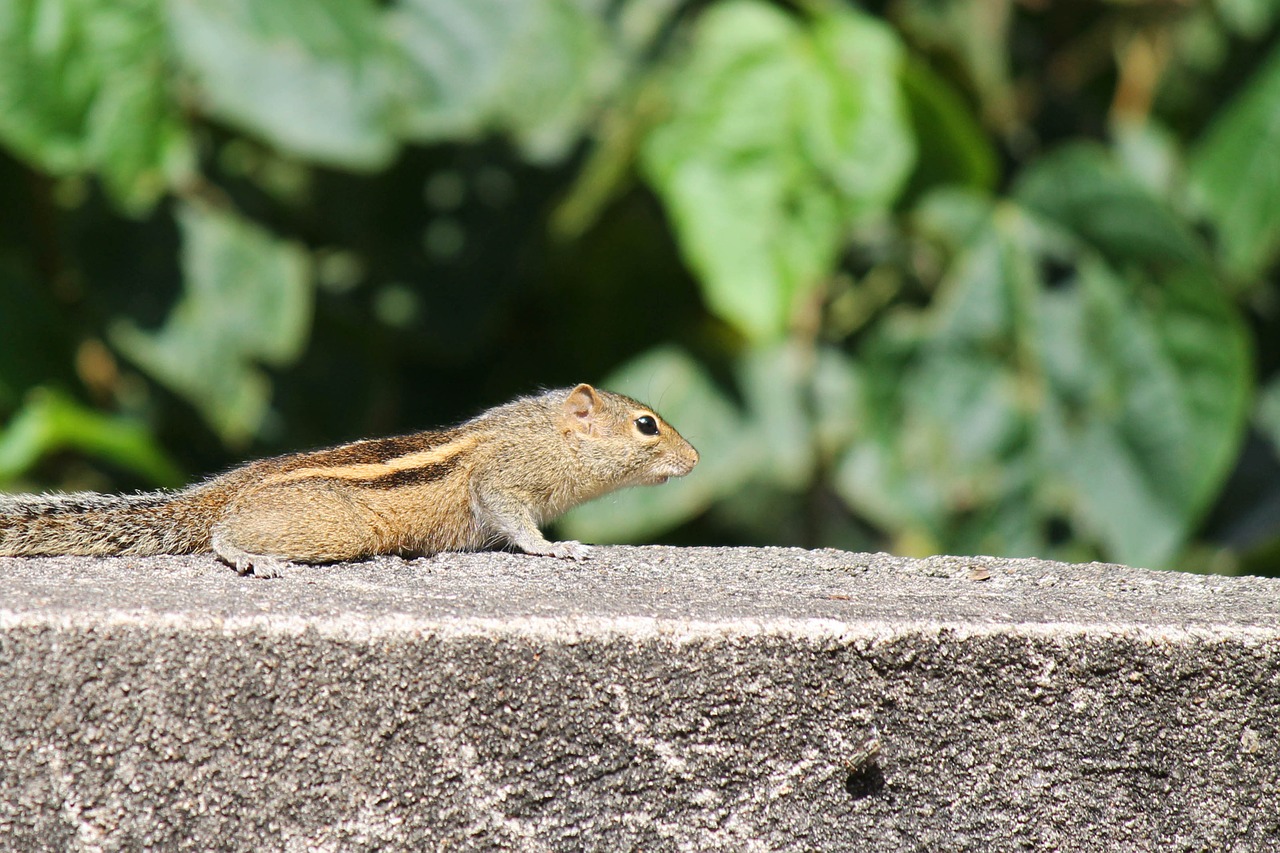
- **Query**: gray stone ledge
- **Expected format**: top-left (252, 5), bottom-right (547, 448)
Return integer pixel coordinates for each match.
top-left (0, 547), bottom-right (1277, 851)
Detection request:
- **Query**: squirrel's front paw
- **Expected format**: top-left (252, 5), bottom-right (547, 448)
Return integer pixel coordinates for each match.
top-left (544, 540), bottom-right (592, 560)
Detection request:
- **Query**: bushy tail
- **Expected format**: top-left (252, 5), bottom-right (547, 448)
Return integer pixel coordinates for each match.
top-left (0, 490), bottom-right (213, 557)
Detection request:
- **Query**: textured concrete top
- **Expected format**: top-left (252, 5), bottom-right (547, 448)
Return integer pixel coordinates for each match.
top-left (2, 547), bottom-right (1278, 851)
top-left (2, 546), bottom-right (1277, 638)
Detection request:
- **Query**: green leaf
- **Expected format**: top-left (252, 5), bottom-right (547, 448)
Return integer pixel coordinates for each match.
top-left (1035, 258), bottom-right (1249, 566)
top-left (0, 389), bottom-right (182, 486)
top-left (1215, 0), bottom-right (1280, 38)
top-left (640, 0), bottom-right (914, 341)
top-left (1111, 119), bottom-right (1182, 199)
top-left (1017, 143), bottom-right (1206, 268)
top-left (835, 312), bottom-right (1029, 553)
top-left (735, 343), bottom-right (817, 490)
top-left (559, 346), bottom-right (748, 543)
top-left (892, 0), bottom-right (1016, 133)
top-left (110, 202), bottom-right (313, 444)
top-left (167, 0), bottom-right (396, 169)
top-left (1017, 146), bottom-right (1250, 559)
top-left (803, 10), bottom-right (917, 217)
top-left (0, 0), bottom-right (193, 213)
top-left (899, 56), bottom-right (998, 196)
top-left (838, 172), bottom-right (1249, 568)
top-left (1189, 41), bottom-right (1280, 279)
top-left (388, 0), bottom-right (611, 162)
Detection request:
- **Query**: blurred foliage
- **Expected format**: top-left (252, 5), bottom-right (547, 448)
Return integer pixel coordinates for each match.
top-left (1, 0), bottom-right (1279, 574)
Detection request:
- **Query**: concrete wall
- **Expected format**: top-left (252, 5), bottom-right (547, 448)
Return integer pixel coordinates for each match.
top-left (0, 547), bottom-right (1277, 851)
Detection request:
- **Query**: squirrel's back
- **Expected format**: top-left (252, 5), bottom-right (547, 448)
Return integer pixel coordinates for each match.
top-left (0, 489), bottom-right (218, 557)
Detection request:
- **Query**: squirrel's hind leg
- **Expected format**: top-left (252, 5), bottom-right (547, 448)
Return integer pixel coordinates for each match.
top-left (211, 483), bottom-right (381, 577)
top-left (210, 528), bottom-right (293, 578)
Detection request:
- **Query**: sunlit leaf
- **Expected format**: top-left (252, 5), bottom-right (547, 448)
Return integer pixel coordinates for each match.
top-left (167, 0), bottom-right (396, 169)
top-left (1189, 41), bottom-right (1280, 279)
top-left (0, 0), bottom-right (192, 213)
top-left (803, 10), bottom-right (917, 217)
top-left (388, 0), bottom-right (611, 162)
top-left (0, 389), bottom-right (182, 486)
top-left (640, 0), bottom-right (913, 341)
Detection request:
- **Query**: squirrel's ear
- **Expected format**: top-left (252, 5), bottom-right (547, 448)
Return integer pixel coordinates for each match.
top-left (563, 384), bottom-right (601, 433)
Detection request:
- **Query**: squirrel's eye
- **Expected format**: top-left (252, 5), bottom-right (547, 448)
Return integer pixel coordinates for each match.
top-left (635, 415), bottom-right (659, 436)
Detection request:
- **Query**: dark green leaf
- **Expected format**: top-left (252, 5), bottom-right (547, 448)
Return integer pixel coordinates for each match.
top-left (1017, 143), bottom-right (1206, 269)
top-left (838, 175), bottom-right (1249, 568)
top-left (899, 57), bottom-right (998, 196)
top-left (1035, 258), bottom-right (1249, 565)
top-left (110, 202), bottom-right (313, 444)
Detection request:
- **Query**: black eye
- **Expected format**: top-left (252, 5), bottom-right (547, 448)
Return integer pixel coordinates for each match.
top-left (635, 415), bottom-right (659, 436)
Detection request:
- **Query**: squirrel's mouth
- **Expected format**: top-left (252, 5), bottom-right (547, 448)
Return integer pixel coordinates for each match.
top-left (647, 455), bottom-right (696, 485)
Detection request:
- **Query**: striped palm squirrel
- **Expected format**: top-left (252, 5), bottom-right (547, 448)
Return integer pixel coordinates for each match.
top-left (0, 384), bottom-right (699, 577)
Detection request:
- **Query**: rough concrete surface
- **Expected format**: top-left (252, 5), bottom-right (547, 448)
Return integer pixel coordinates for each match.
top-left (0, 546), bottom-right (1277, 852)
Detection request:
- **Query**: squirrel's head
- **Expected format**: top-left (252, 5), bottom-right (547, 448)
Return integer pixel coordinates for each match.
top-left (559, 384), bottom-right (699, 488)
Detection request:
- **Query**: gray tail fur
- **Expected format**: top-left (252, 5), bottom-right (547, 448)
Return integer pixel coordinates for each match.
top-left (0, 490), bottom-right (212, 557)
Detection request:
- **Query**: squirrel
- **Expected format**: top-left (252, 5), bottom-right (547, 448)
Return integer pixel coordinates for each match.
top-left (0, 384), bottom-right (698, 577)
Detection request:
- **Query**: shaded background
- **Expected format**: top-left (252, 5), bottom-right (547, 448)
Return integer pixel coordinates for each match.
top-left (1, 0), bottom-right (1278, 574)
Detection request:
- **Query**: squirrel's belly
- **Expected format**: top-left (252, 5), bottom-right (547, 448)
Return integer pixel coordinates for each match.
top-left (364, 481), bottom-right (482, 556)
